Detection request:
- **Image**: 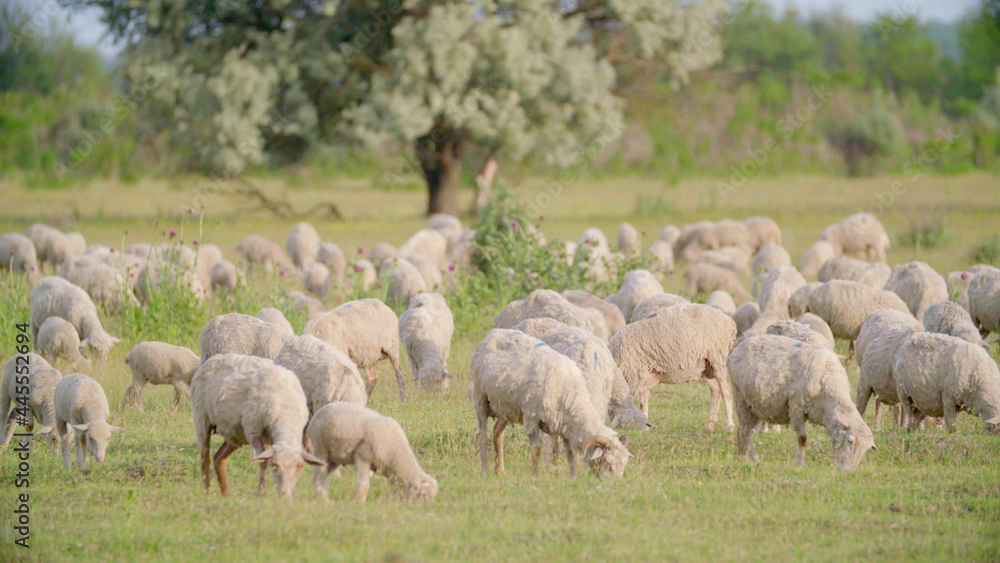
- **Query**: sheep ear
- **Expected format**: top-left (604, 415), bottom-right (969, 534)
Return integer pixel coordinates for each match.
top-left (72, 423), bottom-right (91, 433)
top-left (589, 447), bottom-right (604, 461)
top-left (110, 426), bottom-right (124, 433)
top-left (111, 337), bottom-right (122, 344)
top-left (610, 414), bottom-right (621, 428)
top-left (253, 448), bottom-right (274, 462)
top-left (870, 444), bottom-right (878, 451)
top-left (301, 451), bottom-right (323, 466)
top-left (35, 426), bottom-right (53, 435)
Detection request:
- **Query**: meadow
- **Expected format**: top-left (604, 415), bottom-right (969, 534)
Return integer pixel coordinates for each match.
top-left (1, 172), bottom-right (999, 561)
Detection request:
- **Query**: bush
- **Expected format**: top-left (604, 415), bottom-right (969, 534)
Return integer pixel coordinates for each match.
top-left (827, 94), bottom-right (904, 175)
top-left (973, 235), bottom-right (1000, 266)
top-left (897, 207), bottom-right (952, 248)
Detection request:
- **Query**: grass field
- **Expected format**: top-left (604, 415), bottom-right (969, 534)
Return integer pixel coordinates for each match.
top-left (1, 173), bottom-right (999, 561)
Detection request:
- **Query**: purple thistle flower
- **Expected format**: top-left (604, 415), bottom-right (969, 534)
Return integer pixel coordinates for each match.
top-left (169, 229), bottom-right (177, 238)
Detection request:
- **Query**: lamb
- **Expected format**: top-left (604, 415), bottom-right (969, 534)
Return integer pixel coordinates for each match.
top-left (0, 232), bottom-right (39, 276)
top-left (923, 301), bottom-right (983, 345)
top-left (562, 290), bottom-right (626, 336)
top-left (379, 257), bottom-right (427, 303)
top-left (307, 402), bottom-right (437, 501)
top-left (604, 269), bottom-right (663, 322)
top-left (883, 261), bottom-right (949, 322)
top-left (236, 235), bottom-right (293, 277)
top-left (646, 240), bottom-right (675, 277)
top-left (122, 342), bottom-right (201, 412)
top-left (52, 373), bottom-right (123, 471)
top-left (30, 276), bottom-right (120, 359)
top-left (820, 212), bottom-right (891, 262)
top-left (316, 243), bottom-right (346, 286)
top-left (795, 313), bottom-right (836, 349)
top-left (894, 333), bottom-right (1000, 433)
top-left (683, 262), bottom-right (751, 302)
top-left (302, 263), bottom-right (332, 299)
top-left (288, 290), bottom-right (326, 317)
top-left (398, 229), bottom-right (448, 270)
top-left (764, 320), bottom-right (834, 349)
top-left (1, 353), bottom-right (63, 450)
top-left (629, 293), bottom-right (689, 323)
top-left (198, 313), bottom-right (292, 362)
top-left (788, 282), bottom-right (823, 318)
top-left (616, 222), bottom-right (640, 256)
top-left (470, 329), bottom-right (632, 477)
top-left (191, 354), bottom-right (322, 497)
top-left (706, 291), bottom-right (737, 315)
top-left (797, 280), bottom-right (911, 342)
top-left (286, 222), bottom-right (321, 270)
top-left (36, 316), bottom-right (89, 367)
top-left (58, 255), bottom-right (135, 314)
top-left (398, 293), bottom-right (454, 391)
top-left (257, 307), bottom-right (295, 335)
top-left (368, 243), bottom-right (396, 265)
top-left (967, 269), bottom-right (1000, 335)
top-left (854, 309), bottom-right (925, 430)
top-left (799, 240), bottom-right (838, 280)
top-left (743, 216), bottom-right (782, 250)
top-left (575, 228), bottom-right (613, 283)
top-left (818, 256), bottom-right (871, 282)
top-left (303, 299), bottom-right (407, 401)
top-left (731, 302), bottom-right (761, 337)
top-left (728, 335), bottom-right (875, 470)
top-left (494, 289), bottom-right (609, 340)
top-left (609, 303), bottom-right (737, 429)
top-left (209, 259), bottom-right (239, 291)
top-left (751, 243), bottom-right (791, 295)
top-left (273, 336), bottom-right (368, 415)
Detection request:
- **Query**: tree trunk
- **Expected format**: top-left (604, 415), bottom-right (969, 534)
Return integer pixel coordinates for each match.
top-left (417, 130), bottom-right (465, 216)
top-left (473, 156), bottom-right (498, 216)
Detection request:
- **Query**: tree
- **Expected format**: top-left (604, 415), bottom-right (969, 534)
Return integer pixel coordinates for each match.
top-left (866, 15), bottom-right (943, 104)
top-left (63, 0), bottom-right (725, 215)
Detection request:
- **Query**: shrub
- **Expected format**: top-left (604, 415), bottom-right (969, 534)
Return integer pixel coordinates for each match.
top-left (897, 207), bottom-right (952, 248)
top-left (827, 94), bottom-right (903, 175)
top-left (973, 235), bottom-right (1000, 266)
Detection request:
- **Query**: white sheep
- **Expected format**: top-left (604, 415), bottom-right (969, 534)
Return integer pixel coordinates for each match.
top-left (743, 266), bottom-right (806, 337)
top-left (883, 261), bottom-right (949, 322)
top-left (58, 255), bottom-right (135, 314)
top-left (729, 335), bottom-right (875, 470)
top-left (135, 260), bottom-right (206, 305)
top-left (302, 262), bottom-right (332, 299)
top-left (853, 262), bottom-right (892, 289)
top-left (236, 235), bottom-right (293, 277)
top-left (797, 280), bottom-right (911, 342)
top-left (562, 290), bottom-right (627, 337)
top-left (788, 282), bottom-right (823, 318)
top-left (659, 225), bottom-right (681, 246)
top-left (398, 293), bottom-right (454, 391)
top-left (679, 220), bottom-right (751, 262)
top-left (273, 335), bottom-right (368, 415)
top-left (307, 402), bottom-right (437, 501)
top-left (30, 276), bottom-right (120, 359)
top-left (629, 293), bottom-right (690, 323)
top-left (691, 250), bottom-right (741, 276)
top-left (764, 320), bottom-right (834, 349)
top-left (604, 269), bottom-right (663, 322)
top-left (303, 299), bottom-right (407, 401)
top-left (428, 213), bottom-right (464, 249)
top-left (923, 301), bottom-right (983, 345)
top-left (751, 243), bottom-right (791, 295)
top-left (198, 313), bottom-right (291, 362)
top-left (122, 342), bottom-right (200, 412)
top-left (288, 290), bottom-right (326, 317)
top-left (731, 302), bottom-right (761, 337)
top-left (65, 232), bottom-right (86, 258)
top-left (616, 222), bottom-right (640, 256)
top-left (52, 373), bottom-right (123, 471)
top-left (818, 255), bottom-right (871, 282)
top-left (894, 333), bottom-right (1000, 433)
top-left (494, 289), bottom-right (609, 340)
top-left (36, 316), bottom-right (89, 367)
top-left (401, 252), bottom-right (444, 290)
top-left (1, 353), bottom-right (63, 450)
top-left (191, 354), bottom-right (322, 497)
top-left (743, 216), bottom-right (782, 250)
top-left (26, 224), bottom-right (70, 271)
top-left (706, 290), bottom-right (737, 315)
top-left (470, 329), bottom-right (632, 477)
top-left (0, 232), bottom-right (39, 277)
top-left (210, 259), bottom-right (239, 291)
top-left (854, 309), bottom-right (924, 430)
top-left (367, 243), bottom-right (396, 265)
top-left (967, 268), bottom-right (1000, 335)
top-left (672, 221), bottom-right (712, 259)
top-left (350, 258), bottom-right (378, 291)
top-left (398, 229), bottom-right (448, 270)
top-left (194, 243), bottom-right (224, 291)
top-left (286, 222), bottom-right (321, 270)
top-left (645, 240), bottom-right (675, 277)
top-left (683, 262), bottom-right (751, 302)
top-left (795, 313), bottom-right (836, 349)
top-left (609, 303), bottom-right (737, 429)
top-left (820, 212), bottom-right (890, 262)
top-left (257, 307), bottom-right (295, 335)
top-left (317, 242), bottom-right (346, 286)
top-left (379, 257), bottom-right (428, 303)
top-left (799, 241), bottom-right (838, 280)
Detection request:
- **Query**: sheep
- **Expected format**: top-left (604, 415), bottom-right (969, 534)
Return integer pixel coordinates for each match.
top-left (367, 243), bottom-right (396, 265)
top-left (853, 262), bottom-right (892, 289)
top-left (729, 335), bottom-right (875, 470)
top-left (58, 255), bottom-right (135, 314)
top-left (894, 333), bottom-right (1000, 433)
top-left (65, 232), bottom-right (86, 258)
top-left (288, 290), bottom-right (326, 317)
top-left (402, 252), bottom-right (444, 290)
top-left (629, 293), bottom-right (690, 323)
top-left (36, 316), bottom-right (89, 367)
top-left (562, 290), bottom-right (626, 337)
top-left (158, 243), bottom-right (197, 269)
top-left (765, 320), bottom-right (834, 349)
top-left (122, 342), bottom-right (200, 412)
top-left (26, 224), bottom-right (70, 271)
top-left (494, 289), bottom-right (609, 340)
top-left (257, 307), bottom-right (294, 335)
top-left (125, 243), bottom-right (152, 259)
top-left (0, 232), bottom-right (39, 276)
top-left (798, 280), bottom-right (911, 342)
top-left (609, 303), bottom-right (737, 429)
top-left (575, 228), bottom-right (613, 283)
top-left (788, 282), bottom-right (823, 318)
top-left (303, 299), bottom-right (407, 401)
top-left (751, 243), bottom-right (791, 295)
top-left (428, 213), bottom-right (464, 249)
top-left (198, 313), bottom-right (292, 363)
top-left (705, 291), bottom-right (737, 315)
top-left (1, 353), bottom-right (63, 450)
top-left (743, 266), bottom-right (806, 337)
top-left (854, 309), bottom-right (925, 430)
top-left (135, 260), bottom-right (206, 305)
top-left (29, 276), bottom-right (120, 359)
top-left (692, 250), bottom-right (741, 277)
top-left (273, 336), bottom-right (368, 415)
top-left (818, 256), bottom-right (870, 282)
top-left (799, 240), bottom-right (837, 280)
top-left (718, 245), bottom-right (752, 274)
top-left (470, 329), bottom-right (632, 477)
top-left (302, 262), bottom-right (332, 299)
top-left (646, 240), bottom-right (675, 277)
top-left (659, 225), bottom-right (680, 245)
top-left (616, 222), bottom-right (640, 256)
top-left (672, 220), bottom-right (712, 259)
top-left (398, 293), bottom-right (454, 391)
top-left (209, 259), bottom-right (239, 291)
top-left (316, 243), bottom-right (346, 286)
top-left (883, 261), bottom-right (949, 323)
top-left (683, 262), bottom-right (751, 302)
top-left (680, 220), bottom-right (751, 262)
top-left (191, 354), bottom-right (322, 497)
top-left (820, 212), bottom-right (890, 262)
top-left (743, 216), bottom-right (782, 250)
top-left (194, 243), bottom-right (224, 291)
top-left (235, 235), bottom-right (293, 277)
top-left (967, 269), bottom-right (1000, 336)
top-left (795, 313), bottom-right (836, 349)
top-left (398, 229), bottom-right (448, 270)
top-left (52, 373), bottom-right (123, 471)
top-left (731, 302), bottom-right (761, 337)
top-left (604, 269), bottom-right (663, 322)
top-left (578, 227), bottom-right (611, 256)
top-left (921, 300), bottom-right (982, 346)
top-left (286, 222), bottom-right (321, 270)
top-left (379, 257), bottom-right (427, 303)
top-left (307, 402), bottom-right (437, 502)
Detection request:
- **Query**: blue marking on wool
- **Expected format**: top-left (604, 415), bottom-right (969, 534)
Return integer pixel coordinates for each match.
top-left (535, 342), bottom-right (546, 347)
top-left (795, 343), bottom-right (803, 348)
top-left (594, 352), bottom-right (598, 369)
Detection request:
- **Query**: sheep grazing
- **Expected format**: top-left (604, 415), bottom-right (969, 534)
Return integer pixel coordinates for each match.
top-left (764, 320), bottom-right (834, 349)
top-left (818, 256), bottom-right (870, 283)
top-left (883, 261), bottom-right (949, 322)
top-left (257, 307), bottom-right (295, 335)
top-left (616, 222), bottom-right (640, 256)
top-left (672, 220), bottom-right (712, 259)
top-left (799, 240), bottom-right (837, 280)
top-left (191, 354), bottom-right (322, 497)
top-left (659, 225), bottom-right (681, 246)
top-left (923, 301), bottom-right (982, 345)
top-left (209, 260), bottom-right (239, 291)
top-left (731, 302), bottom-right (761, 337)
top-left (967, 269), bottom-right (1000, 335)
top-left (751, 243), bottom-right (791, 295)
top-left (304, 299), bottom-right (407, 401)
top-left (646, 240), bottom-right (675, 277)
top-left (706, 291), bottom-right (737, 315)
top-left (0, 232), bottom-right (39, 277)
top-left (51, 373), bottom-right (123, 471)
top-left (302, 262), bottom-right (332, 299)
top-left (273, 335), bottom-right (368, 415)
top-left (854, 309), bottom-right (925, 430)
top-left (470, 329), bottom-right (632, 478)
top-left (30, 276), bottom-right (120, 359)
top-left (378, 257), bottom-right (425, 303)
top-left (630, 293), bottom-right (689, 323)
top-left (198, 313), bottom-right (292, 363)
top-left (26, 224), bottom-right (70, 271)
top-left (604, 269), bottom-right (663, 322)
top-left (894, 333), bottom-right (1000, 433)
top-left (235, 235), bottom-right (293, 277)
top-left (679, 219), bottom-right (750, 262)
top-left (307, 402), bottom-right (437, 502)
top-left (367, 243), bottom-right (396, 265)
top-left (820, 212), bottom-right (890, 262)
top-left (1, 353), bottom-right (63, 450)
top-left (122, 342), bottom-right (201, 412)
top-left (729, 335), bottom-right (875, 471)
top-left (494, 289), bottom-right (609, 340)
top-left (398, 293), bottom-right (454, 391)
top-left (853, 262), bottom-right (892, 289)
top-left (562, 290), bottom-right (627, 337)
top-left (316, 243), bottom-right (346, 286)
top-left (37, 316), bottom-right (89, 367)
top-left (795, 313), bottom-right (836, 349)
top-left (683, 262), bottom-right (751, 302)
top-left (797, 280), bottom-right (911, 342)
top-left (788, 282), bottom-right (822, 318)
top-left (398, 229), bottom-right (449, 270)
top-left (59, 255), bottom-right (136, 314)
top-left (286, 222), bottom-right (321, 270)
top-left (609, 303), bottom-right (737, 429)
top-left (743, 216), bottom-right (782, 250)
top-left (288, 290), bottom-right (326, 317)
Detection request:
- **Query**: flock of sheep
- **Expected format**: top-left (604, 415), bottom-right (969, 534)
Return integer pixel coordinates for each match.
top-left (1, 210), bottom-right (999, 501)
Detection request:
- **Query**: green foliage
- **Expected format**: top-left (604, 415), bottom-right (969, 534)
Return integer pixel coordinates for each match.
top-left (866, 15), bottom-right (943, 104)
top-left (633, 193), bottom-right (678, 218)
top-left (897, 209), bottom-right (952, 249)
top-left (972, 235), bottom-right (1000, 266)
top-left (827, 93), bottom-right (904, 175)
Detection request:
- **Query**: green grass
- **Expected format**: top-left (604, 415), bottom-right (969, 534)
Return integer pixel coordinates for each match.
top-left (1, 173), bottom-right (1000, 561)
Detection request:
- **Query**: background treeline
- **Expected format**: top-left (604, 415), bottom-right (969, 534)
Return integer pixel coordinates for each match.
top-left (1, 0), bottom-right (999, 188)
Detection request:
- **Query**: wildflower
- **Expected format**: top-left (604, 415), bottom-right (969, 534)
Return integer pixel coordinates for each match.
top-left (192, 238), bottom-right (199, 246)
top-left (961, 272), bottom-right (969, 280)
top-left (354, 265), bottom-right (362, 273)
top-left (358, 246), bottom-right (365, 254)
top-left (510, 220), bottom-right (520, 234)
top-left (376, 281), bottom-right (383, 289)
top-left (188, 208), bottom-right (194, 215)
top-left (279, 270), bottom-right (286, 277)
top-left (169, 229), bottom-right (177, 238)
top-left (448, 263), bottom-right (456, 271)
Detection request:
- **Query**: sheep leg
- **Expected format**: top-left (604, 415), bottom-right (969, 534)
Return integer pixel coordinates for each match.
top-left (855, 385), bottom-right (872, 418)
top-left (76, 432), bottom-right (88, 471)
top-left (873, 398), bottom-right (883, 432)
top-left (120, 384), bottom-right (134, 411)
top-left (1, 408), bottom-right (16, 448)
top-left (388, 354), bottom-right (407, 403)
top-left (792, 416), bottom-right (807, 466)
top-left (58, 418), bottom-right (72, 470)
top-left (705, 377), bottom-right (722, 431)
top-left (942, 397), bottom-right (958, 433)
top-left (213, 440), bottom-right (239, 496)
top-left (172, 381), bottom-right (191, 410)
top-left (200, 446), bottom-right (212, 493)
top-left (550, 434), bottom-right (561, 463)
top-left (354, 461), bottom-right (372, 502)
top-left (894, 405), bottom-right (905, 427)
top-left (565, 438), bottom-right (576, 478)
top-left (735, 397), bottom-right (759, 463)
top-left (528, 430), bottom-right (542, 478)
top-left (475, 396), bottom-right (491, 476)
top-left (716, 371), bottom-right (735, 430)
top-left (492, 418), bottom-right (508, 475)
top-left (313, 462), bottom-right (336, 502)
top-left (641, 390), bottom-right (650, 417)
top-left (364, 366), bottom-right (378, 397)
top-left (902, 398), bottom-right (924, 433)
